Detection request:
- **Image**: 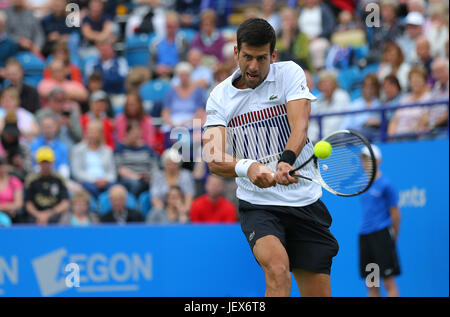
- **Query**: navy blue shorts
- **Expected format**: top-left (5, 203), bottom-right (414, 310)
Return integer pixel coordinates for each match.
top-left (238, 199), bottom-right (339, 275)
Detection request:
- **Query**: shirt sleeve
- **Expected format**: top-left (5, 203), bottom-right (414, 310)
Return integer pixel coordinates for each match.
top-left (283, 61), bottom-right (317, 103)
top-left (385, 181), bottom-right (399, 208)
top-left (203, 89), bottom-right (227, 128)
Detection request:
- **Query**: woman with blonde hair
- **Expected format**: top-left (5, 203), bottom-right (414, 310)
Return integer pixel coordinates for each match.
top-left (59, 190), bottom-right (99, 226)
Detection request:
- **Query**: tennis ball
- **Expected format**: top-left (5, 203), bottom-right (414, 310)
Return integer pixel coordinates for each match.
top-left (314, 141), bottom-right (332, 159)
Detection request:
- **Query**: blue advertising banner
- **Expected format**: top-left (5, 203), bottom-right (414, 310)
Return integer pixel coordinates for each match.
top-left (0, 138), bottom-right (448, 297)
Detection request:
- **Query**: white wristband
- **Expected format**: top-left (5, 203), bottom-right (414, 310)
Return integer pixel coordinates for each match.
top-left (235, 159), bottom-right (257, 177)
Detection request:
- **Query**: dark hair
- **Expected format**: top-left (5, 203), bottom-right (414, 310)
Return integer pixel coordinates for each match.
top-left (363, 73), bottom-right (380, 97)
top-left (237, 18), bottom-right (276, 54)
top-left (125, 92), bottom-right (145, 121)
top-left (383, 74), bottom-right (401, 91)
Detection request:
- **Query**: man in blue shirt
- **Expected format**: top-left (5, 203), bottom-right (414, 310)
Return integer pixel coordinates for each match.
top-left (359, 144), bottom-right (401, 297)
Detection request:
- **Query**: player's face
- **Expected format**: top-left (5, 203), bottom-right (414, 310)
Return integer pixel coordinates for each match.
top-left (235, 43), bottom-right (276, 89)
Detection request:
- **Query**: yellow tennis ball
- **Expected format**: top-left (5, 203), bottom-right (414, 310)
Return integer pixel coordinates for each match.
top-left (314, 141), bottom-right (332, 159)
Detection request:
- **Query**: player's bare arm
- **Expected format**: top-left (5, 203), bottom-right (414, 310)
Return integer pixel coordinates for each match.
top-left (275, 99), bottom-right (311, 186)
top-left (203, 126), bottom-right (276, 188)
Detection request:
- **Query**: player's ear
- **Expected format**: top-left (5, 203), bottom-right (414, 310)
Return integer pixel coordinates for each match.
top-left (271, 48), bottom-right (277, 63)
top-left (234, 45), bottom-right (239, 59)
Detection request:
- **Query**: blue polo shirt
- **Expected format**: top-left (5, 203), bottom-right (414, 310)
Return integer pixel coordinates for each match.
top-left (359, 174), bottom-right (398, 235)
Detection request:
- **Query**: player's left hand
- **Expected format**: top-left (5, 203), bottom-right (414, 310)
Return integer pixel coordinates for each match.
top-left (275, 162), bottom-right (299, 186)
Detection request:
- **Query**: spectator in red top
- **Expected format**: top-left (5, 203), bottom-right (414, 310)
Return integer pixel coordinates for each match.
top-left (190, 174), bottom-right (237, 223)
top-left (80, 90), bottom-right (115, 149)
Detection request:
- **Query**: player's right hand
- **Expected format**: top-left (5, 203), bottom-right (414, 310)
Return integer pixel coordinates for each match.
top-left (247, 163), bottom-right (277, 188)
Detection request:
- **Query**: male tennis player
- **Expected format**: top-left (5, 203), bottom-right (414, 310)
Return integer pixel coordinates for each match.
top-left (203, 18), bottom-right (339, 297)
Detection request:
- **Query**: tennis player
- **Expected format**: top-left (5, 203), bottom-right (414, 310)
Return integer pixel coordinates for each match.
top-left (202, 18), bottom-right (339, 297)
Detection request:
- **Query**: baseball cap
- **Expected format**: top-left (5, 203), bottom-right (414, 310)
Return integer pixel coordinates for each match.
top-left (405, 12), bottom-right (425, 26)
top-left (361, 144), bottom-right (382, 160)
top-left (36, 146), bottom-right (55, 163)
top-left (89, 90), bottom-right (108, 103)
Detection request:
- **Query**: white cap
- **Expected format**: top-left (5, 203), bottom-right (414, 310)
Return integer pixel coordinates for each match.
top-left (405, 12), bottom-right (425, 26)
top-left (362, 144), bottom-right (382, 160)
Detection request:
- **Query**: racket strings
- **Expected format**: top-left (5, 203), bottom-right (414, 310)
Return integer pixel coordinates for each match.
top-left (318, 133), bottom-right (375, 195)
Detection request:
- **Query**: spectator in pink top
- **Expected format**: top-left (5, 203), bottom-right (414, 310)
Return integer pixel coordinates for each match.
top-left (0, 155), bottom-right (23, 223)
top-left (38, 59), bottom-right (88, 106)
top-left (190, 10), bottom-right (226, 63)
top-left (115, 92), bottom-right (156, 150)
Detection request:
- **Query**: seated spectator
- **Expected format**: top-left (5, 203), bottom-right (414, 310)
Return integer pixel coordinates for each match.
top-left (426, 3), bottom-right (449, 58)
top-left (0, 111), bottom-right (33, 181)
top-left (396, 12), bottom-right (424, 64)
top-left (0, 155), bottom-right (23, 223)
top-left (428, 58), bottom-right (449, 131)
top-left (151, 148), bottom-right (194, 213)
top-left (0, 12), bottom-right (18, 67)
top-left (171, 48), bottom-right (214, 90)
top-left (40, 0), bottom-right (74, 57)
top-left (4, 0), bottom-right (45, 55)
top-left (38, 59), bottom-right (88, 106)
top-left (30, 113), bottom-right (70, 179)
top-left (115, 92), bottom-right (155, 149)
top-left (43, 41), bottom-right (83, 83)
top-left (0, 86), bottom-right (39, 141)
top-left (124, 0), bottom-right (165, 38)
top-left (162, 62), bottom-right (206, 128)
top-left (297, 0), bottom-right (336, 70)
top-left (59, 190), bottom-right (99, 226)
top-left (149, 11), bottom-right (189, 78)
top-left (115, 121), bottom-right (158, 198)
top-left (262, 0), bottom-right (282, 36)
top-left (147, 185), bottom-right (189, 224)
top-left (71, 120), bottom-right (117, 199)
top-left (2, 58), bottom-right (41, 114)
top-left (80, 0), bottom-right (113, 47)
top-left (80, 90), bottom-right (115, 149)
top-left (191, 10), bottom-right (226, 63)
top-left (24, 146), bottom-right (70, 224)
top-left (81, 71), bottom-right (114, 117)
top-left (85, 38), bottom-right (128, 95)
top-left (308, 70), bottom-right (351, 142)
top-left (366, 0), bottom-right (402, 63)
top-left (388, 66), bottom-right (432, 137)
top-left (100, 184), bottom-right (144, 224)
top-left (413, 36), bottom-right (434, 84)
top-left (275, 7), bottom-right (313, 72)
top-left (377, 42), bottom-right (411, 91)
top-left (340, 74), bottom-right (382, 138)
top-left (125, 67), bottom-right (151, 94)
top-left (190, 174), bottom-right (237, 223)
top-left (36, 87), bottom-right (82, 149)
top-left (381, 74), bottom-right (403, 121)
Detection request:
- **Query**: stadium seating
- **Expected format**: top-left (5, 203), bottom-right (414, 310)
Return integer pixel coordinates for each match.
top-left (124, 33), bottom-right (156, 67)
top-left (178, 28), bottom-right (198, 44)
top-left (0, 211), bottom-right (12, 227)
top-left (138, 191), bottom-right (152, 217)
top-left (16, 52), bottom-right (45, 88)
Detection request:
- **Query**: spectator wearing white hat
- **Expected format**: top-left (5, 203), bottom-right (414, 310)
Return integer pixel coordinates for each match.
top-left (359, 144), bottom-right (401, 297)
top-left (396, 12), bottom-right (425, 64)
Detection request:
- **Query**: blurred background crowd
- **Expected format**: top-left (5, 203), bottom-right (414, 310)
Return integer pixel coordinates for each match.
top-left (0, 0), bottom-right (448, 227)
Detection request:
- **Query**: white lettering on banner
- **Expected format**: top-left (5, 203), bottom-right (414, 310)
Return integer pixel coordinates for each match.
top-left (30, 248), bottom-right (153, 297)
top-left (0, 256), bottom-right (18, 285)
top-left (399, 187), bottom-right (427, 208)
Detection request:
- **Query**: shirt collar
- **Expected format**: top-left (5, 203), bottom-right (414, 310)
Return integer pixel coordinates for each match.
top-left (228, 63), bottom-right (275, 97)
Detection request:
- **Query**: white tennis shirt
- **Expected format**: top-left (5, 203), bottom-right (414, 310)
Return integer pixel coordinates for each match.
top-left (204, 61), bottom-right (322, 206)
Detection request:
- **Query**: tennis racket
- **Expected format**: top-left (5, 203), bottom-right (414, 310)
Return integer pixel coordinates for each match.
top-left (288, 130), bottom-right (377, 197)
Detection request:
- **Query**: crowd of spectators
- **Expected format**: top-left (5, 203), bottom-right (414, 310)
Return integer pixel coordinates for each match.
top-left (0, 0), bottom-right (448, 227)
